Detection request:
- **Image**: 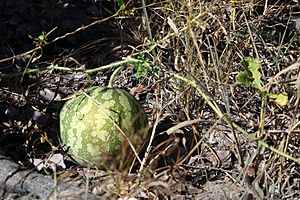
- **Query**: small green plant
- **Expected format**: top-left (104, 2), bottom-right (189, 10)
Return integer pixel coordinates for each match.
top-left (236, 57), bottom-right (288, 106)
top-left (132, 53), bottom-right (161, 78)
top-left (31, 27), bottom-right (57, 46)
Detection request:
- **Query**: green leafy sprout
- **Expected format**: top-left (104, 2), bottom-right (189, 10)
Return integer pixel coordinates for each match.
top-left (236, 57), bottom-right (288, 107)
top-left (34, 27), bottom-right (57, 46)
top-left (132, 53), bottom-right (161, 78)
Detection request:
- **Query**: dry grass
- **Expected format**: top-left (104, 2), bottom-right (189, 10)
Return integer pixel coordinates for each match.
top-left (139, 0), bottom-right (300, 198)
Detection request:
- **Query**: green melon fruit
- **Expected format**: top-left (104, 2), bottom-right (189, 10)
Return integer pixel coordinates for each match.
top-left (59, 86), bottom-right (148, 168)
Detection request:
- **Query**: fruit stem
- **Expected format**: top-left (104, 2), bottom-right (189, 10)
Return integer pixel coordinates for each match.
top-left (108, 65), bottom-right (124, 88)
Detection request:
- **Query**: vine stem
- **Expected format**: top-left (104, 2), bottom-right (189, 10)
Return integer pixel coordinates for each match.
top-left (107, 57), bottom-right (143, 87)
top-left (0, 56), bottom-right (143, 79)
top-left (108, 66), bottom-right (125, 88)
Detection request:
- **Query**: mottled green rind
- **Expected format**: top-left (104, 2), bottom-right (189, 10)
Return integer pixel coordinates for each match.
top-left (59, 86), bottom-right (148, 168)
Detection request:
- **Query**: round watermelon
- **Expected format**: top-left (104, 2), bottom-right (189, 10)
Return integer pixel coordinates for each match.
top-left (59, 86), bottom-right (148, 168)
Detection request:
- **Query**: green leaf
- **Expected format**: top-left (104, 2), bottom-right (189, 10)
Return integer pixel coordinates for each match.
top-left (269, 93), bottom-right (288, 107)
top-left (237, 57), bottom-right (262, 91)
top-left (132, 54), bottom-right (160, 78)
top-left (236, 71), bottom-right (253, 87)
